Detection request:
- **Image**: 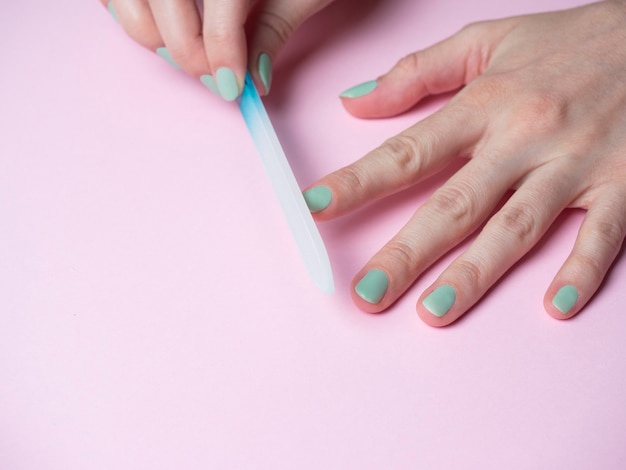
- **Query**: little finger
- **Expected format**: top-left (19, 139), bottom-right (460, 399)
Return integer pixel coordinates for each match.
top-left (544, 189), bottom-right (626, 319)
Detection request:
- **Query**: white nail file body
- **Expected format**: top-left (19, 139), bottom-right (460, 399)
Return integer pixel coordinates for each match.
top-left (238, 73), bottom-right (334, 294)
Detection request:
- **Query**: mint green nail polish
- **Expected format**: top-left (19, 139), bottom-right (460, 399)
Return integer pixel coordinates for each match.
top-left (355, 269), bottom-right (389, 304)
top-left (552, 285), bottom-right (578, 314)
top-left (156, 47), bottom-right (180, 69)
top-left (258, 53), bottom-right (272, 94)
top-left (216, 67), bottom-right (239, 101)
top-left (422, 285), bottom-right (456, 317)
top-left (200, 74), bottom-right (219, 95)
top-left (339, 80), bottom-right (378, 98)
top-left (107, 2), bottom-right (118, 23)
top-left (303, 186), bottom-right (332, 213)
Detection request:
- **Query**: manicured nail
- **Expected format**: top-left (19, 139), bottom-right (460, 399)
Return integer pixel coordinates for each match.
top-left (355, 269), bottom-right (389, 304)
top-left (107, 2), bottom-right (118, 23)
top-left (200, 74), bottom-right (219, 96)
top-left (156, 47), bottom-right (180, 69)
top-left (215, 67), bottom-right (239, 101)
top-left (552, 285), bottom-right (578, 314)
top-left (303, 186), bottom-right (332, 213)
top-left (422, 285), bottom-right (456, 317)
top-left (258, 53), bottom-right (272, 94)
top-left (339, 80), bottom-right (378, 98)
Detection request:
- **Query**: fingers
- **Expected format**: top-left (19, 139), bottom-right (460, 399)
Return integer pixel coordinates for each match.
top-left (104, 0), bottom-right (333, 100)
top-left (350, 155), bottom-right (523, 315)
top-left (544, 189), bottom-right (626, 319)
top-left (415, 164), bottom-right (580, 327)
top-left (338, 20), bottom-right (516, 118)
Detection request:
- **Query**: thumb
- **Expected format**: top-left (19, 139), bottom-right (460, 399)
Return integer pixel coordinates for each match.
top-left (340, 20), bottom-right (514, 119)
top-left (246, 0), bottom-right (335, 94)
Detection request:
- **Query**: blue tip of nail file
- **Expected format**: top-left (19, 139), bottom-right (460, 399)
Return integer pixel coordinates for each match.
top-left (238, 72), bottom-right (334, 294)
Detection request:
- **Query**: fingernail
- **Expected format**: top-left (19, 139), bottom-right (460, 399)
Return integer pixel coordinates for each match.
top-left (258, 53), bottom-right (272, 94)
top-left (107, 2), bottom-right (118, 23)
top-left (200, 74), bottom-right (219, 96)
top-left (303, 186), bottom-right (332, 213)
top-left (552, 285), bottom-right (578, 314)
top-left (355, 269), bottom-right (389, 304)
top-left (339, 80), bottom-right (377, 98)
top-left (422, 285), bottom-right (456, 317)
top-left (156, 47), bottom-right (180, 69)
top-left (215, 67), bottom-right (239, 101)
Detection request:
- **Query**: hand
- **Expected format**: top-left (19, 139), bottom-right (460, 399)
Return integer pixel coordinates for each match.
top-left (304, 1), bottom-right (626, 326)
top-left (101, 0), bottom-right (334, 100)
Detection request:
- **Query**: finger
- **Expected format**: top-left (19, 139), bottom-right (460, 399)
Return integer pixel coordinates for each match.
top-left (544, 189), bottom-right (626, 319)
top-left (105, 0), bottom-right (164, 52)
top-left (303, 97), bottom-right (486, 221)
top-left (246, 0), bottom-right (334, 95)
top-left (102, 1), bottom-right (119, 23)
top-left (415, 163), bottom-right (580, 327)
top-left (147, 0), bottom-right (210, 77)
top-left (350, 152), bottom-right (524, 314)
top-left (339, 19), bottom-right (517, 118)
top-left (203, 0), bottom-right (249, 101)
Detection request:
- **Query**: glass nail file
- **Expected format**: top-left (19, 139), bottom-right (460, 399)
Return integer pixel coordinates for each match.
top-left (238, 72), bottom-right (334, 294)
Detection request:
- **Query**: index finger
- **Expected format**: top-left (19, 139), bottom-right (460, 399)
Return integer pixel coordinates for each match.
top-left (302, 100), bottom-right (485, 219)
top-left (203, 0), bottom-right (249, 101)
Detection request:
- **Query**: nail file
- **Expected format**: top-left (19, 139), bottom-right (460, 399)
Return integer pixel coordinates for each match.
top-left (238, 72), bottom-right (334, 294)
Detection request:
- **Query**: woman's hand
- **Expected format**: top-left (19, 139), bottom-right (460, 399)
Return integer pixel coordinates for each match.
top-left (304, 1), bottom-right (626, 326)
top-left (101, 0), bottom-right (334, 100)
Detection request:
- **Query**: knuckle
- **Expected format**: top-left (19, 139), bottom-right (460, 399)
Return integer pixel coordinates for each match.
top-left (493, 203), bottom-right (540, 246)
top-left (453, 258), bottom-right (485, 290)
top-left (573, 251), bottom-right (605, 285)
top-left (383, 238), bottom-right (420, 277)
top-left (516, 91), bottom-right (569, 135)
top-left (381, 133), bottom-right (425, 176)
top-left (429, 183), bottom-right (479, 225)
top-left (468, 73), bottom-right (507, 99)
top-left (395, 52), bottom-right (420, 75)
top-left (255, 10), bottom-right (296, 46)
top-left (458, 20), bottom-right (487, 39)
top-left (589, 219), bottom-right (626, 253)
top-left (333, 165), bottom-right (368, 195)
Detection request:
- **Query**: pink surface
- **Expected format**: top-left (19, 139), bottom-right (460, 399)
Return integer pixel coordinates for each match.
top-left (1, 0), bottom-right (625, 468)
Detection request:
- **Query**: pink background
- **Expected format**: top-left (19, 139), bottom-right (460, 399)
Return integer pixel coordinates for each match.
top-left (1, 0), bottom-right (625, 468)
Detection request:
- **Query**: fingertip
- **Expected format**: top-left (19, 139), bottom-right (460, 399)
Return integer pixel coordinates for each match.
top-left (350, 269), bottom-right (391, 314)
top-left (156, 47), bottom-right (181, 69)
top-left (338, 73), bottom-right (428, 119)
top-left (339, 79), bottom-right (382, 118)
top-left (416, 307), bottom-right (456, 328)
top-left (303, 184), bottom-right (343, 222)
top-left (215, 67), bottom-right (241, 101)
top-left (106, 1), bottom-right (119, 23)
top-left (257, 52), bottom-right (273, 95)
top-left (544, 284), bottom-right (581, 320)
top-left (245, 52), bottom-right (272, 96)
top-left (416, 285), bottom-right (461, 328)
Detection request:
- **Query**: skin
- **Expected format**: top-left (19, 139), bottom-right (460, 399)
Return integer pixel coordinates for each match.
top-left (310, 0), bottom-right (626, 326)
top-left (100, 0), bottom-right (334, 96)
top-left (102, 0), bottom-right (626, 326)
